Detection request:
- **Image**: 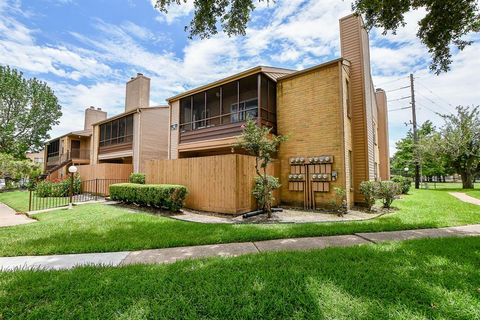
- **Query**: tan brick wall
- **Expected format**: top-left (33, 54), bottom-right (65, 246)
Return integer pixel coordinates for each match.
top-left (341, 64), bottom-right (353, 207)
top-left (277, 62), bottom-right (348, 208)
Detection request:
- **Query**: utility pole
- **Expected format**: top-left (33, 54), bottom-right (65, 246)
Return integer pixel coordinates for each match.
top-left (410, 73), bottom-right (420, 189)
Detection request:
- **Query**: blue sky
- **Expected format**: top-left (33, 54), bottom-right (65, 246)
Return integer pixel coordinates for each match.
top-left (1, 0), bottom-right (479, 155)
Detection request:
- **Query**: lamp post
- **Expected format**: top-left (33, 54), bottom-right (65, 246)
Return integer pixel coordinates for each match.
top-left (404, 167), bottom-right (409, 178)
top-left (68, 165), bottom-right (77, 209)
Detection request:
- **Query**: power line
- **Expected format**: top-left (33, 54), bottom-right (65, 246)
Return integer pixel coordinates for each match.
top-left (388, 106), bottom-right (411, 112)
top-left (414, 79), bottom-right (454, 108)
top-left (376, 76), bottom-right (409, 87)
top-left (416, 102), bottom-right (445, 116)
top-left (388, 96), bottom-right (411, 102)
top-left (415, 92), bottom-right (451, 114)
top-left (385, 85), bottom-right (410, 93)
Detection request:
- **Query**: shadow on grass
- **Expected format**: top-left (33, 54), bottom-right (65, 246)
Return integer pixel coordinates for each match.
top-left (0, 237), bottom-right (479, 319)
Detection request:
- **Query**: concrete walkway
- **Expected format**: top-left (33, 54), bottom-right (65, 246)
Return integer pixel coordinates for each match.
top-left (0, 224), bottom-right (479, 271)
top-left (0, 203), bottom-right (36, 227)
top-left (450, 192), bottom-right (480, 206)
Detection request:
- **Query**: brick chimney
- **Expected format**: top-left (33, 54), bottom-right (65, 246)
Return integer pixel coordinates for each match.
top-left (339, 14), bottom-right (377, 197)
top-left (125, 73), bottom-right (150, 112)
top-left (84, 106), bottom-right (107, 130)
top-left (375, 88), bottom-right (390, 181)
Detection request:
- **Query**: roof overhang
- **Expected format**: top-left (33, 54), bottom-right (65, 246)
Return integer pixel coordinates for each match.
top-left (167, 66), bottom-right (295, 103)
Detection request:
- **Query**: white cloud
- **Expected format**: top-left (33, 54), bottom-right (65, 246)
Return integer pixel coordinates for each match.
top-left (120, 21), bottom-right (155, 41)
top-left (48, 81), bottom-right (125, 137)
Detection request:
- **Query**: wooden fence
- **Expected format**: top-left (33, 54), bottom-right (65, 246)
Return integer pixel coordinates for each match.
top-left (144, 154), bottom-right (280, 214)
top-left (76, 164), bottom-right (133, 196)
top-left (77, 163), bottom-right (133, 181)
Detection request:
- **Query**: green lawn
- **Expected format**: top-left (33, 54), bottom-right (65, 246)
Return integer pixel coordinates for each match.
top-left (1, 237), bottom-right (479, 319)
top-left (0, 190), bottom-right (29, 212)
top-left (0, 187), bottom-right (479, 257)
top-left (466, 190), bottom-right (480, 200)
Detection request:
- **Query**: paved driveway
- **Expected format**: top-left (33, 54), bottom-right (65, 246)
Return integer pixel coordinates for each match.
top-left (0, 203), bottom-right (36, 227)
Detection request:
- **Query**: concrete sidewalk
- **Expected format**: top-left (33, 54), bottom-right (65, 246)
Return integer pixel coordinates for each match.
top-left (0, 203), bottom-right (36, 227)
top-left (0, 224), bottom-right (479, 271)
top-left (450, 192), bottom-right (480, 206)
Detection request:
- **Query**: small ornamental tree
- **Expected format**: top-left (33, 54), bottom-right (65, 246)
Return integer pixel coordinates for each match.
top-left (235, 119), bottom-right (287, 218)
top-left (377, 181), bottom-right (401, 209)
top-left (359, 181), bottom-right (378, 211)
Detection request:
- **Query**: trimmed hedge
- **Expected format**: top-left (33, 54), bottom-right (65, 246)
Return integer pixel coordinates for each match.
top-left (109, 183), bottom-right (188, 212)
top-left (129, 173), bottom-right (145, 184)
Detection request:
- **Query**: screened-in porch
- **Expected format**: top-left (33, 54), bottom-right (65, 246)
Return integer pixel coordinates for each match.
top-left (179, 73), bottom-right (277, 144)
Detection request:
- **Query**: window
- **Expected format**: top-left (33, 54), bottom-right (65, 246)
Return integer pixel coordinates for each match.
top-left (231, 98), bottom-right (258, 123)
top-left (180, 97), bottom-right (192, 132)
top-left (232, 75), bottom-right (258, 123)
top-left (349, 150), bottom-right (353, 189)
top-left (206, 87), bottom-right (221, 126)
top-left (192, 93), bottom-right (205, 129)
top-left (99, 114), bottom-right (134, 147)
top-left (221, 81), bottom-right (237, 124)
top-left (47, 140), bottom-right (59, 158)
top-left (346, 79), bottom-right (351, 118)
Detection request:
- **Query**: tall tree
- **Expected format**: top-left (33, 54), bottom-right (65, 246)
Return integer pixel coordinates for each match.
top-left (390, 120), bottom-right (451, 179)
top-left (0, 66), bottom-right (62, 158)
top-left (153, 0), bottom-right (480, 73)
top-left (353, 0), bottom-right (480, 74)
top-left (437, 106), bottom-right (480, 189)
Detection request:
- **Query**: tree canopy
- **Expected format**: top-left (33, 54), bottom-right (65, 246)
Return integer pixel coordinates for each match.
top-left (0, 66), bottom-right (62, 158)
top-left (0, 153), bottom-right (41, 189)
top-left (436, 106), bottom-right (480, 188)
top-left (391, 120), bottom-right (451, 179)
top-left (392, 107), bottom-right (480, 189)
top-left (153, 0), bottom-right (480, 74)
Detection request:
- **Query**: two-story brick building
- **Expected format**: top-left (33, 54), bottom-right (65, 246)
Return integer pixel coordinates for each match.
top-left (164, 14), bottom-right (389, 209)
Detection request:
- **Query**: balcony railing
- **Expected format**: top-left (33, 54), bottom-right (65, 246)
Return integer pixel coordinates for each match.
top-left (46, 149), bottom-right (90, 167)
top-left (179, 107), bottom-right (277, 144)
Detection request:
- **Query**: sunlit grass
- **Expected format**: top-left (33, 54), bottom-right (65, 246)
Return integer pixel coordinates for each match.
top-left (0, 187), bottom-right (479, 257)
top-left (1, 237), bottom-right (479, 319)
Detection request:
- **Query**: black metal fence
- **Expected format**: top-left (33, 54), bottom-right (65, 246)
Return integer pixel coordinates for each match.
top-left (28, 178), bottom-right (128, 212)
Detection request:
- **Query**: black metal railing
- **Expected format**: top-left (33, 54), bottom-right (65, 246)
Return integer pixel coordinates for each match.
top-left (28, 178), bottom-right (128, 211)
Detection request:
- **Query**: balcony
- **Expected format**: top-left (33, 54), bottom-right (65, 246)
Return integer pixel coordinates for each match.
top-left (98, 114), bottom-right (134, 155)
top-left (46, 149), bottom-right (90, 168)
top-left (178, 73), bottom-right (277, 145)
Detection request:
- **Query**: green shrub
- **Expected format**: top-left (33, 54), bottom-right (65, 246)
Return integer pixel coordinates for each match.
top-left (330, 187), bottom-right (347, 216)
top-left (377, 181), bottom-right (401, 208)
top-left (129, 173), bottom-right (145, 184)
top-left (36, 175), bottom-right (81, 197)
top-left (359, 181), bottom-right (378, 211)
top-left (391, 175), bottom-right (412, 194)
top-left (109, 183), bottom-right (188, 212)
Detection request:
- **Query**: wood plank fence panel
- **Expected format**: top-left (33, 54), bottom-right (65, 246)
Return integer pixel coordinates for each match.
top-left (144, 154), bottom-right (280, 214)
top-left (77, 163), bottom-right (133, 181)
